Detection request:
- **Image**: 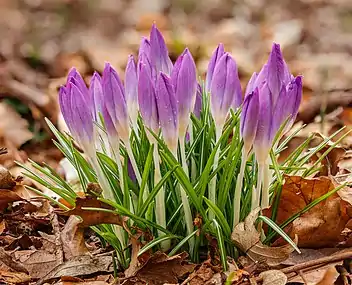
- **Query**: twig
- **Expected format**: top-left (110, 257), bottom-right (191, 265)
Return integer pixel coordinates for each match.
top-left (281, 251), bottom-right (352, 274)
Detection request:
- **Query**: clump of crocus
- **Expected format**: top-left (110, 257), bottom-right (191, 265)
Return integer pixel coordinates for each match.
top-left (53, 23), bottom-right (303, 266)
top-left (233, 43), bottom-right (303, 226)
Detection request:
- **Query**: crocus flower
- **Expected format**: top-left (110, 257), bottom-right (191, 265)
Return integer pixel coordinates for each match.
top-left (210, 53), bottom-right (242, 128)
top-left (253, 83), bottom-right (273, 164)
top-left (59, 80), bottom-right (94, 151)
top-left (193, 83), bottom-right (202, 119)
top-left (156, 73), bottom-right (178, 153)
top-left (150, 23), bottom-right (173, 76)
top-left (171, 48), bottom-right (197, 138)
top-left (125, 55), bottom-right (139, 131)
top-left (206, 43), bottom-right (225, 93)
top-left (102, 63), bottom-right (129, 143)
top-left (271, 76), bottom-right (303, 135)
top-left (240, 87), bottom-right (260, 155)
top-left (90, 72), bottom-right (103, 121)
top-left (138, 62), bottom-right (159, 135)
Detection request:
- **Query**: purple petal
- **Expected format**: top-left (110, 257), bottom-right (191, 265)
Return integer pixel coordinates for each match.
top-left (150, 23), bottom-right (173, 75)
top-left (69, 82), bottom-right (94, 143)
top-left (171, 48), bottom-right (197, 135)
top-left (245, 72), bottom-right (258, 96)
top-left (270, 84), bottom-right (287, 139)
top-left (102, 63), bottom-right (129, 141)
top-left (90, 72), bottom-right (103, 121)
top-left (138, 63), bottom-right (159, 133)
top-left (210, 53), bottom-right (241, 126)
top-left (240, 87), bottom-right (259, 153)
top-left (267, 43), bottom-right (291, 105)
top-left (156, 73), bottom-right (178, 151)
top-left (139, 37), bottom-right (151, 60)
top-left (67, 67), bottom-right (89, 97)
top-left (59, 86), bottom-right (75, 136)
top-left (125, 55), bottom-right (138, 124)
top-left (253, 83), bottom-right (273, 163)
top-left (193, 83), bottom-right (202, 119)
top-left (206, 43), bottom-right (225, 93)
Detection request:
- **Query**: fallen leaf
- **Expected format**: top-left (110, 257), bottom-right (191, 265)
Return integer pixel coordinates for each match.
top-left (0, 247), bottom-right (29, 274)
top-left (0, 219), bottom-right (5, 234)
top-left (60, 216), bottom-right (89, 260)
top-left (232, 208), bottom-right (296, 266)
top-left (123, 252), bottom-right (196, 285)
top-left (37, 255), bottom-right (113, 285)
top-left (56, 276), bottom-right (111, 285)
top-left (0, 270), bottom-right (31, 284)
top-left (0, 189), bottom-right (24, 211)
top-left (57, 196), bottom-right (124, 227)
top-left (315, 266), bottom-right (339, 285)
top-left (187, 259), bottom-right (221, 285)
top-left (260, 270), bottom-right (287, 285)
top-left (269, 175), bottom-right (352, 248)
top-left (0, 165), bottom-right (16, 189)
top-left (0, 102), bottom-right (33, 148)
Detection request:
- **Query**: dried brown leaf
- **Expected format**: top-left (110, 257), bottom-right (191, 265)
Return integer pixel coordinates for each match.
top-left (57, 196), bottom-right (124, 227)
top-left (0, 270), bottom-right (31, 284)
top-left (37, 255), bottom-right (113, 285)
top-left (232, 208), bottom-right (295, 266)
top-left (269, 175), bottom-right (352, 248)
top-left (123, 252), bottom-right (196, 285)
top-left (0, 189), bottom-right (23, 211)
top-left (60, 216), bottom-right (89, 260)
top-left (259, 270), bottom-right (287, 285)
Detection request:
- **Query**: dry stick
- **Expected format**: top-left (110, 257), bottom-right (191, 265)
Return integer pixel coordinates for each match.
top-left (253, 250), bottom-right (352, 283)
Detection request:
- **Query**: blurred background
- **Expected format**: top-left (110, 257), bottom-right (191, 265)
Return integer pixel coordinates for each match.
top-left (0, 0), bottom-right (351, 174)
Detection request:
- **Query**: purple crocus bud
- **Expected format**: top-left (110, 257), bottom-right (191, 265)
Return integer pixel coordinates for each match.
top-left (206, 43), bottom-right (225, 93)
top-left (193, 83), bottom-right (202, 119)
top-left (90, 72), bottom-right (103, 121)
top-left (67, 67), bottom-right (89, 97)
top-left (240, 88), bottom-right (260, 155)
top-left (102, 63), bottom-right (129, 143)
top-left (267, 43), bottom-right (291, 105)
top-left (272, 76), bottom-right (303, 135)
top-left (150, 23), bottom-right (173, 75)
top-left (59, 82), bottom-right (94, 149)
top-left (138, 63), bottom-right (159, 135)
top-left (156, 73), bottom-right (178, 153)
top-left (210, 53), bottom-right (242, 127)
top-left (253, 83), bottom-right (273, 165)
top-left (171, 48), bottom-right (197, 137)
top-left (125, 55), bottom-right (139, 129)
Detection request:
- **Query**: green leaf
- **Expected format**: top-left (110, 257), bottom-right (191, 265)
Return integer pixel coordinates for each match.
top-left (138, 234), bottom-right (178, 256)
top-left (258, 215), bottom-right (300, 254)
top-left (213, 219), bottom-right (228, 271)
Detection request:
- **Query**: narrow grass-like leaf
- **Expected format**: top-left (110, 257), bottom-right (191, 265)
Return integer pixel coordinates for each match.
top-left (213, 219), bottom-right (228, 271)
top-left (138, 234), bottom-right (178, 256)
top-left (258, 215), bottom-right (300, 253)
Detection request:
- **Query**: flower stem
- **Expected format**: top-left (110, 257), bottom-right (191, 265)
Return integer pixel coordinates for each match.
top-left (261, 161), bottom-right (270, 208)
top-left (153, 145), bottom-right (170, 251)
top-left (253, 163), bottom-right (264, 210)
top-left (125, 141), bottom-right (149, 202)
top-left (189, 121), bottom-right (197, 182)
top-left (208, 127), bottom-right (222, 220)
top-left (233, 150), bottom-right (247, 228)
top-left (178, 137), bottom-right (194, 254)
